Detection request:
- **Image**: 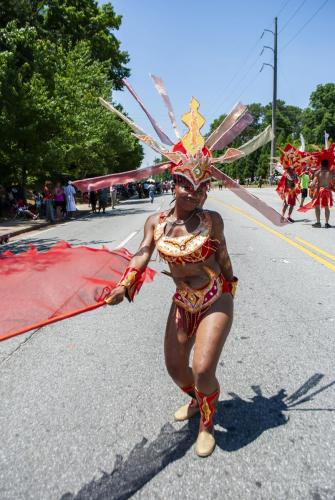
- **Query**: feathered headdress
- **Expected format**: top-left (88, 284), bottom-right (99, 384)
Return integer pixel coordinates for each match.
top-left (99, 76), bottom-right (268, 190)
top-left (280, 143), bottom-right (335, 175)
top-left (74, 74), bottom-right (291, 226)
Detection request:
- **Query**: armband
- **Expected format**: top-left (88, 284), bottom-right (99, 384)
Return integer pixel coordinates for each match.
top-left (118, 267), bottom-right (143, 302)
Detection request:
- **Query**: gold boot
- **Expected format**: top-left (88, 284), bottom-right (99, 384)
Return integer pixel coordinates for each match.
top-left (195, 429), bottom-right (216, 457)
top-left (174, 401), bottom-right (200, 421)
top-left (194, 386), bottom-right (220, 457)
top-left (174, 383), bottom-right (199, 421)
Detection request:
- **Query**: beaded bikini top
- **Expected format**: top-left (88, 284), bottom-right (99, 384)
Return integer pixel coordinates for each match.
top-left (154, 210), bottom-right (218, 264)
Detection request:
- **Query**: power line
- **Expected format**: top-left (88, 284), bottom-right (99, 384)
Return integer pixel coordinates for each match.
top-left (206, 1), bottom-right (298, 123)
top-left (214, 52), bottom-right (262, 106)
top-left (205, 36), bottom-right (263, 121)
top-left (226, 70), bottom-right (263, 108)
top-left (276, 0), bottom-right (292, 16)
top-left (281, 0), bottom-right (329, 51)
top-left (279, 0), bottom-right (308, 33)
top-left (216, 37), bottom-right (261, 94)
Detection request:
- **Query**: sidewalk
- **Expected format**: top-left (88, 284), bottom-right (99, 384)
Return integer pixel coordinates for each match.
top-left (0, 204), bottom-right (91, 240)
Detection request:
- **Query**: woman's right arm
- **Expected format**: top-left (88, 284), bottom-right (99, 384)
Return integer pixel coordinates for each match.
top-left (105, 215), bottom-right (157, 305)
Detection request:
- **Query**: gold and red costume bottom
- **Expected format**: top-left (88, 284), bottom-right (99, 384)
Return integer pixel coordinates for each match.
top-left (173, 267), bottom-right (237, 337)
top-left (298, 187), bottom-right (333, 212)
top-left (276, 173), bottom-right (301, 207)
top-left (284, 189), bottom-right (298, 206)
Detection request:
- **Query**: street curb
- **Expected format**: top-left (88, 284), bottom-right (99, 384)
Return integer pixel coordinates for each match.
top-left (1, 209), bottom-right (91, 239)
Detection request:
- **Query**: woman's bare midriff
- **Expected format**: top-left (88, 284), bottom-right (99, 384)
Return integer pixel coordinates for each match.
top-left (168, 254), bottom-right (221, 289)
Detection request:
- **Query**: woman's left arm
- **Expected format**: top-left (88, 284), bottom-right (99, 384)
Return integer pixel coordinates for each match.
top-left (211, 212), bottom-right (234, 281)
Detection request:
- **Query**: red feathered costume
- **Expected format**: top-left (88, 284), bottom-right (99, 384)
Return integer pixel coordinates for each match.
top-left (276, 171), bottom-right (301, 206)
top-left (298, 147), bottom-right (335, 212)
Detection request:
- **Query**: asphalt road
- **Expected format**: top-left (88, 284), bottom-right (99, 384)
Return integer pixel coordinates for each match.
top-left (1, 188), bottom-right (334, 500)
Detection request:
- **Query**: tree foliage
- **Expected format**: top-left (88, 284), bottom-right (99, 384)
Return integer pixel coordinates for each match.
top-left (0, 0), bottom-right (130, 86)
top-left (0, 1), bottom-right (143, 187)
top-left (302, 83), bottom-right (335, 145)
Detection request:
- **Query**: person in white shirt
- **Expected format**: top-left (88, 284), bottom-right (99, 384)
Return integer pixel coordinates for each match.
top-left (63, 181), bottom-right (77, 218)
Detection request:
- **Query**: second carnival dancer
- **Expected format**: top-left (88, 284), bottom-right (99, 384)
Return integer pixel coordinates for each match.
top-left (105, 101), bottom-right (237, 458)
top-left (307, 159), bottom-right (335, 228)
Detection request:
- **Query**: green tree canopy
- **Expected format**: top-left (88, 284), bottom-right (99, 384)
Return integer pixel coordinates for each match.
top-left (0, 0), bottom-right (129, 87)
top-left (302, 83), bottom-right (335, 145)
top-left (0, 1), bottom-right (143, 188)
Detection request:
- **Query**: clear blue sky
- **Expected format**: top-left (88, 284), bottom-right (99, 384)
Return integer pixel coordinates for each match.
top-left (99, 0), bottom-right (334, 166)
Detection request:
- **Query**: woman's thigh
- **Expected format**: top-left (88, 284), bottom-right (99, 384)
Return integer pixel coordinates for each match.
top-left (193, 293), bottom-right (234, 375)
top-left (164, 303), bottom-right (195, 369)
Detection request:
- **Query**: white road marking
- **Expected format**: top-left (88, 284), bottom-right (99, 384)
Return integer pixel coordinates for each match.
top-left (115, 231), bottom-right (138, 249)
top-left (114, 204), bottom-right (161, 250)
top-left (3, 201), bottom-right (164, 249)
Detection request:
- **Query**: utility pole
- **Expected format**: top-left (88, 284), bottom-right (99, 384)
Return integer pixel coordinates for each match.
top-left (261, 16), bottom-right (278, 177)
top-left (272, 17), bottom-right (278, 176)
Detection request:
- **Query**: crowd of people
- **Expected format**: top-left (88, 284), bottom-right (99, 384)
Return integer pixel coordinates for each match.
top-left (0, 178), bottom-right (177, 223)
top-left (0, 180), bottom-right (77, 223)
top-left (2, 163), bottom-right (333, 230)
top-left (88, 187), bottom-right (118, 214)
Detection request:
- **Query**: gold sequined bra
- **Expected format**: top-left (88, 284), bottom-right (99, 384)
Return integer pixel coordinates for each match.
top-left (154, 210), bottom-right (218, 264)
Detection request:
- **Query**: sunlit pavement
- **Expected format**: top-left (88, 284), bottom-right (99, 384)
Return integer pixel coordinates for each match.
top-left (1, 190), bottom-right (334, 500)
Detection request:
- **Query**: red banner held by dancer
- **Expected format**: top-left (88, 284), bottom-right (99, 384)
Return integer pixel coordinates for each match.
top-left (0, 242), bottom-right (156, 342)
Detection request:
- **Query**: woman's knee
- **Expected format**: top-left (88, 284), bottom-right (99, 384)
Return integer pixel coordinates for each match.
top-left (165, 354), bottom-right (189, 382)
top-left (192, 362), bottom-right (215, 387)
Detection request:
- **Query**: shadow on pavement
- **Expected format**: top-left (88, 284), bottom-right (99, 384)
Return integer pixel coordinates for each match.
top-left (292, 218), bottom-right (312, 223)
top-left (0, 236), bottom-right (118, 255)
top-left (0, 204), bottom-right (160, 251)
top-left (61, 373), bottom-right (335, 500)
top-left (1, 236), bottom-right (61, 255)
top-left (104, 208), bottom-right (156, 217)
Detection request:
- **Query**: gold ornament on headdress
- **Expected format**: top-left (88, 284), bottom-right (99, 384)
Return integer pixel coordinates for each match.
top-left (181, 97), bottom-right (205, 155)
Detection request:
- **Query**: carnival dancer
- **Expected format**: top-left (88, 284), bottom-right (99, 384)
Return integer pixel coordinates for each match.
top-left (105, 99), bottom-right (238, 457)
top-left (305, 159), bottom-right (335, 228)
top-left (276, 166), bottom-right (300, 222)
top-left (105, 175), bottom-right (236, 457)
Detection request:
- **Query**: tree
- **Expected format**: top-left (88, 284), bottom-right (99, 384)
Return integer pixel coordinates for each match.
top-left (0, 0), bottom-right (130, 88)
top-left (0, 0), bottom-right (43, 28)
top-left (263, 100), bottom-right (303, 145)
top-left (44, 42), bottom-right (143, 180)
top-left (40, 0), bottom-right (129, 88)
top-left (302, 83), bottom-right (335, 145)
top-left (0, 2), bottom-right (143, 187)
top-left (0, 23), bottom-right (57, 186)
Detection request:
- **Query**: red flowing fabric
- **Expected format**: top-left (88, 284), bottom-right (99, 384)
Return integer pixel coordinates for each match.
top-left (0, 242), bottom-right (156, 342)
top-left (298, 188), bottom-right (334, 212)
top-left (73, 162), bottom-right (169, 193)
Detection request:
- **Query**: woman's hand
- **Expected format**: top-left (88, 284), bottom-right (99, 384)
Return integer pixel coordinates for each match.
top-left (105, 286), bottom-right (126, 306)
